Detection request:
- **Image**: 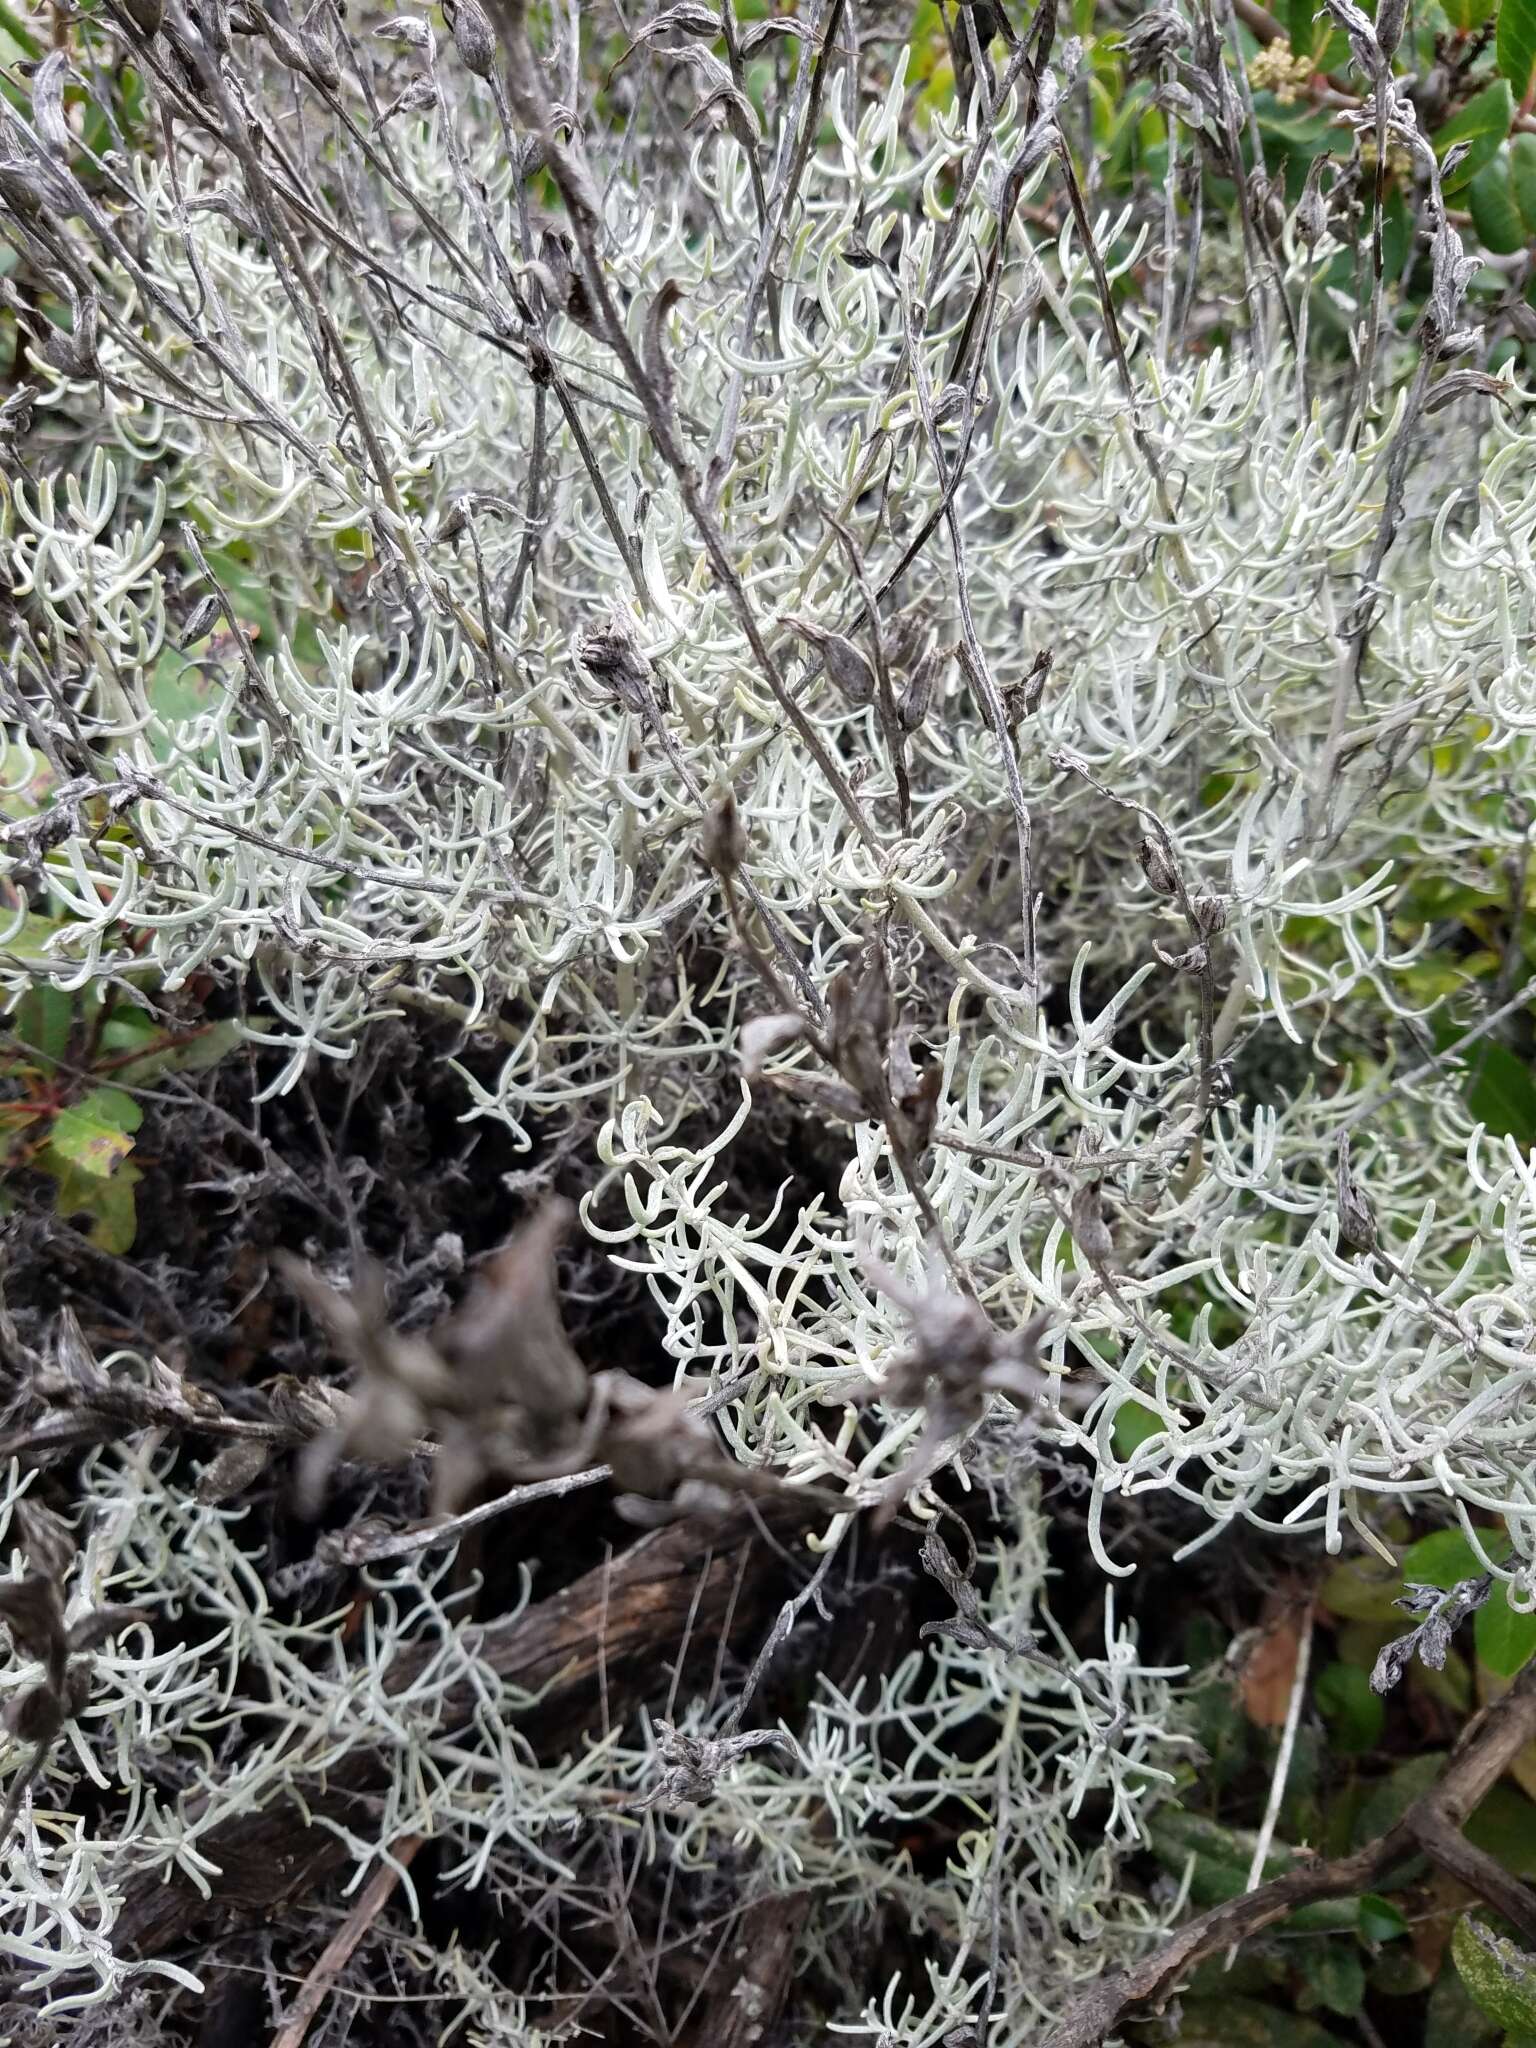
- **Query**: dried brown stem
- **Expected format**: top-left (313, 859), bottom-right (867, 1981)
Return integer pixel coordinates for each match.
top-left (269, 1836), bottom-right (424, 2048)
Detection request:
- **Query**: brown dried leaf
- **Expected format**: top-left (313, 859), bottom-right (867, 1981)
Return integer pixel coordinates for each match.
top-left (1239, 1606), bottom-right (1305, 1728)
top-left (437, 1198), bottom-right (590, 1425)
top-left (0, 1575), bottom-right (64, 1666)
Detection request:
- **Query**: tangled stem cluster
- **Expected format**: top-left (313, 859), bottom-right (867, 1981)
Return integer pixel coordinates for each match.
top-left (2, 0), bottom-right (1536, 2034)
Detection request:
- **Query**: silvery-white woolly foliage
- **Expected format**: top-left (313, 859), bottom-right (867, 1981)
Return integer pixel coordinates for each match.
top-left (2, 0), bottom-right (1536, 2033)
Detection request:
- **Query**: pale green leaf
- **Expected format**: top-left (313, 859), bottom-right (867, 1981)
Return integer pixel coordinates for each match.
top-left (1453, 1914), bottom-right (1536, 2037)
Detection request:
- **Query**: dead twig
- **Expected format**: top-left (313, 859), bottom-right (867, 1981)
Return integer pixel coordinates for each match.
top-left (269, 1835), bottom-right (424, 2048)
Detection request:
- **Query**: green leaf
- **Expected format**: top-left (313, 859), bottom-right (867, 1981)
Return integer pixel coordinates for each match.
top-left (1167, 1995), bottom-right (1349, 2045)
top-left (1472, 157), bottom-right (1530, 254)
top-left (1354, 1753), bottom-right (1445, 1845)
top-left (147, 647), bottom-right (219, 763)
top-left (0, 913), bottom-right (73, 965)
top-left (0, 0), bottom-right (41, 57)
top-left (1437, 79), bottom-right (1516, 192)
top-left (194, 546), bottom-right (326, 670)
top-left (114, 1017), bottom-right (244, 1085)
top-left (1368, 1948), bottom-right (1433, 1995)
top-left (98, 1009), bottom-right (160, 1057)
top-left (1500, 0), bottom-right (1536, 103)
top-left (1412, 1643), bottom-right (1474, 1714)
top-left (1477, 1583), bottom-right (1536, 1678)
top-left (1444, 0), bottom-right (1499, 26)
top-left (1466, 1040), bottom-right (1536, 1140)
top-left (1320, 1554), bottom-right (1404, 1624)
top-left (44, 1152), bottom-right (140, 1254)
top-left (1453, 1914), bottom-right (1536, 2036)
top-left (1426, 1958), bottom-right (1504, 2048)
top-left (1112, 1398), bottom-right (1163, 1457)
top-left (1358, 1893), bottom-right (1409, 1943)
top-left (0, 741), bottom-right (56, 822)
top-left (1296, 1940), bottom-right (1366, 2017)
top-left (1147, 1810), bottom-right (1362, 1931)
top-left (48, 1087), bottom-right (143, 1177)
top-left (9, 986), bottom-right (72, 1072)
top-left (1467, 1782), bottom-right (1536, 1876)
top-left (1402, 1526), bottom-right (1510, 1588)
top-left (1511, 133), bottom-right (1536, 230)
top-left (1314, 1662), bottom-right (1384, 1755)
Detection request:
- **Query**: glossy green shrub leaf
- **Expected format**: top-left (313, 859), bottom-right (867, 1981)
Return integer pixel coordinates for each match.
top-left (1358, 1893), bottom-right (1408, 1943)
top-left (1445, 0), bottom-right (1499, 26)
top-left (114, 1016), bottom-right (244, 1085)
top-left (1320, 1554), bottom-right (1404, 1623)
top-left (1147, 1810), bottom-right (1363, 1930)
top-left (1471, 156), bottom-right (1529, 254)
top-left (1499, 0), bottom-right (1536, 103)
top-left (1437, 80), bottom-right (1516, 192)
top-left (1112, 1397), bottom-right (1163, 1457)
top-left (1477, 1582), bottom-right (1536, 1678)
top-left (0, 741), bottom-right (55, 821)
top-left (1453, 1914), bottom-right (1536, 2036)
top-left (1314, 1662), bottom-right (1384, 1754)
top-left (1295, 1940), bottom-right (1365, 2017)
top-left (1355, 1755), bottom-right (1536, 1875)
top-left (1169, 1995), bottom-right (1349, 2045)
top-left (9, 985), bottom-right (71, 1072)
top-left (1402, 1526), bottom-right (1510, 1587)
top-left (0, 913), bottom-right (73, 965)
top-left (1426, 1960), bottom-right (1504, 2047)
top-left (1512, 132), bottom-right (1536, 229)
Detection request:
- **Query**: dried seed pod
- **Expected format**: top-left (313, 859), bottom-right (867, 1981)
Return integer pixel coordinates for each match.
top-left (374, 13), bottom-right (435, 48)
top-left (821, 633), bottom-right (876, 707)
top-left (0, 161), bottom-right (49, 218)
top-left (1137, 834), bottom-right (1180, 897)
top-left (1192, 888), bottom-right (1227, 936)
top-left (577, 618), bottom-right (656, 712)
top-left (898, 642), bottom-right (949, 732)
top-left (1249, 171), bottom-right (1286, 244)
top-left (448, 0), bottom-right (497, 74)
top-left (1375, 0), bottom-right (1407, 59)
top-left (182, 594), bottom-right (223, 644)
top-left (1335, 1134), bottom-right (1377, 1254)
top-left (1295, 155), bottom-right (1332, 251)
top-left (1155, 938), bottom-right (1208, 974)
top-left (782, 615), bottom-right (875, 706)
top-left (1020, 647), bottom-right (1053, 716)
top-left (1069, 1181), bottom-right (1114, 1263)
top-left (196, 1438), bottom-right (274, 1504)
top-left (701, 789), bottom-right (747, 877)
